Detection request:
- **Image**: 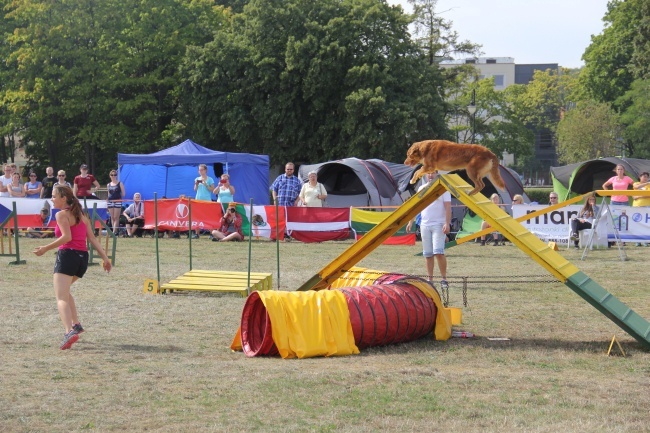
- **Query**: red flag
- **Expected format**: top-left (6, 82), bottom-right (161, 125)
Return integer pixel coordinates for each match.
top-left (286, 207), bottom-right (350, 243)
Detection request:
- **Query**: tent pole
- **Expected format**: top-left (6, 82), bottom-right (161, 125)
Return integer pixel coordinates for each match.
top-left (247, 199), bottom-right (253, 295)
top-left (188, 199), bottom-right (193, 271)
top-left (276, 201), bottom-right (280, 289)
top-left (154, 193), bottom-right (161, 285)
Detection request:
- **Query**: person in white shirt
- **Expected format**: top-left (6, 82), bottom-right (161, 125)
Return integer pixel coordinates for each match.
top-left (406, 171), bottom-right (452, 289)
top-left (0, 163), bottom-right (13, 197)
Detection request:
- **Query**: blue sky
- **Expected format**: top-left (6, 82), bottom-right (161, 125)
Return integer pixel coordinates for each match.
top-left (386, 0), bottom-right (609, 68)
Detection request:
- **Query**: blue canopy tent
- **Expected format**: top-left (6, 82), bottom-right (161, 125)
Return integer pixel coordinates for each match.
top-left (117, 139), bottom-right (270, 204)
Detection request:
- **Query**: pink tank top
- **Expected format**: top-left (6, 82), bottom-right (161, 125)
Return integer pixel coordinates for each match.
top-left (55, 217), bottom-right (88, 251)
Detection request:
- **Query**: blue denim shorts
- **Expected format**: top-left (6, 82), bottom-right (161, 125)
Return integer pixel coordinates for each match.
top-left (421, 223), bottom-right (445, 257)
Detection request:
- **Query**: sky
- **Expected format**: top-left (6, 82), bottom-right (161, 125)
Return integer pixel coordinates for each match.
top-left (386, 0), bottom-right (610, 68)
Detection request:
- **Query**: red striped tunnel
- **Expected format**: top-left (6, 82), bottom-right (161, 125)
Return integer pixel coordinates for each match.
top-left (240, 276), bottom-right (436, 357)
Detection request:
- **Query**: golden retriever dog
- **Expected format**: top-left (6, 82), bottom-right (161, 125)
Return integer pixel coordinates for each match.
top-left (404, 140), bottom-right (505, 195)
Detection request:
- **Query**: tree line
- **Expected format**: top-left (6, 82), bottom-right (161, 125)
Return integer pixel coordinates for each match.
top-left (1, 0), bottom-right (649, 181)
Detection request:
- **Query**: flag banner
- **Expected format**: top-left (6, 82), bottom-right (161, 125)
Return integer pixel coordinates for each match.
top-left (237, 204), bottom-right (285, 240)
top-left (286, 207), bottom-right (350, 243)
top-left (145, 198), bottom-right (223, 232)
top-left (0, 197), bottom-right (107, 229)
top-left (350, 208), bottom-right (415, 246)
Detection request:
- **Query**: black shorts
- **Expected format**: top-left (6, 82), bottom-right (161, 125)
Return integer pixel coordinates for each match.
top-left (54, 249), bottom-right (89, 278)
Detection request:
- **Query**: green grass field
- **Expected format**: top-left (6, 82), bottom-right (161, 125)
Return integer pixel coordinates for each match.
top-left (1, 235), bottom-right (649, 432)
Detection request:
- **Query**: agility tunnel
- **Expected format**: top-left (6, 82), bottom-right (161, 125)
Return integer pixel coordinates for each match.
top-left (233, 267), bottom-right (453, 359)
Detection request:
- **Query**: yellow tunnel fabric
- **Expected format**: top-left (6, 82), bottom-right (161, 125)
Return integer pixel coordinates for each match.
top-left (256, 290), bottom-right (359, 359)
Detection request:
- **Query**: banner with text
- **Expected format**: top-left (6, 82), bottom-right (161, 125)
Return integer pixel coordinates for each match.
top-left (512, 204), bottom-right (650, 244)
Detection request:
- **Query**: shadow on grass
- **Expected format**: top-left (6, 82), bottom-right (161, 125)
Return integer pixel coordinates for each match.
top-left (115, 344), bottom-right (185, 353)
top-left (362, 335), bottom-right (648, 356)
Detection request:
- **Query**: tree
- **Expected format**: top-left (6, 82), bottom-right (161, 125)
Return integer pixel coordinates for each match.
top-left (1, 0), bottom-right (225, 176)
top-left (631, 0), bottom-right (650, 78)
top-left (556, 100), bottom-right (622, 163)
top-left (444, 78), bottom-right (534, 164)
top-left (180, 0), bottom-right (449, 165)
top-left (618, 79), bottom-right (650, 158)
top-left (407, 0), bottom-right (481, 65)
top-left (581, 0), bottom-right (643, 106)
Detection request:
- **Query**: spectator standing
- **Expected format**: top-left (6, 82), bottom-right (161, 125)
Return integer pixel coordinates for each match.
top-left (633, 172), bottom-right (650, 207)
top-left (192, 164), bottom-right (214, 239)
top-left (194, 164), bottom-right (215, 201)
top-left (24, 172), bottom-right (42, 198)
top-left (548, 192), bottom-right (559, 205)
top-left (569, 195), bottom-right (598, 249)
top-left (0, 163), bottom-right (13, 197)
top-left (107, 169), bottom-right (126, 235)
top-left (8, 172), bottom-right (25, 198)
top-left (271, 162), bottom-right (301, 206)
top-left (213, 173), bottom-right (235, 207)
top-left (299, 170), bottom-right (327, 207)
top-left (602, 164), bottom-right (634, 205)
top-left (54, 170), bottom-right (72, 188)
top-left (41, 167), bottom-right (57, 198)
top-left (73, 164), bottom-right (100, 199)
top-left (406, 172), bottom-right (451, 288)
top-left (32, 185), bottom-right (111, 350)
top-left (123, 192), bottom-right (145, 237)
top-left (210, 202), bottom-right (244, 242)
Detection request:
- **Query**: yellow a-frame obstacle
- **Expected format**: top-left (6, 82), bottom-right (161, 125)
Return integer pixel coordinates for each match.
top-left (297, 174), bottom-right (650, 350)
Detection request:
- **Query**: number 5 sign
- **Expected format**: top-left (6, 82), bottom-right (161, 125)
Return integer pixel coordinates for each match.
top-left (143, 279), bottom-right (160, 295)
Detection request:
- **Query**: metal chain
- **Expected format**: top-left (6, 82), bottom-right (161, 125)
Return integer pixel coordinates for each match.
top-left (332, 270), bottom-right (557, 308)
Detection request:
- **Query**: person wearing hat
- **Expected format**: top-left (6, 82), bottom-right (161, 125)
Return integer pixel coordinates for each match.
top-left (210, 202), bottom-right (243, 242)
top-left (73, 164), bottom-right (100, 199)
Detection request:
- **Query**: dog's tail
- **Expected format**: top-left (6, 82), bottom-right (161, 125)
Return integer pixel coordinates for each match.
top-left (489, 156), bottom-right (506, 190)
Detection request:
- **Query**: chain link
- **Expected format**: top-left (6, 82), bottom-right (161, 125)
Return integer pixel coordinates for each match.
top-left (332, 270), bottom-right (558, 308)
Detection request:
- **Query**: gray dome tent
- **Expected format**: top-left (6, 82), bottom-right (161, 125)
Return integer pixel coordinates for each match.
top-left (298, 158), bottom-right (415, 209)
top-left (551, 157), bottom-right (650, 200)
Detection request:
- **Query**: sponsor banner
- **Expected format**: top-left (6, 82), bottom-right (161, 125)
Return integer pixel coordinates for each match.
top-left (0, 197), bottom-right (107, 228)
top-left (351, 208), bottom-right (415, 246)
top-left (513, 204), bottom-right (650, 244)
top-left (513, 205), bottom-right (582, 245)
top-left (607, 206), bottom-right (650, 241)
top-left (286, 207), bottom-right (350, 243)
top-left (144, 198), bottom-right (223, 231)
top-left (238, 204), bottom-right (285, 240)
